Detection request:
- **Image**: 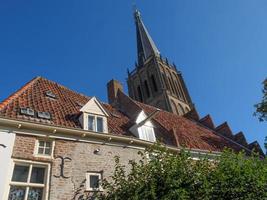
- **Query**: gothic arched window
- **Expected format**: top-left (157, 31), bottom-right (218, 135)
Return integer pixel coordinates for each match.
top-left (144, 80), bottom-right (150, 98)
top-left (185, 107), bottom-right (190, 113)
top-left (177, 104), bottom-right (185, 115)
top-left (150, 75), bottom-right (158, 92)
top-left (137, 85), bottom-right (143, 102)
top-left (171, 100), bottom-right (179, 115)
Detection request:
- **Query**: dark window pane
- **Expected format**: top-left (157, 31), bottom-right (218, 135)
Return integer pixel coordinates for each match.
top-left (39, 141), bottom-right (44, 147)
top-left (11, 165), bottom-right (29, 182)
top-left (8, 186), bottom-right (26, 200)
top-left (90, 175), bottom-right (99, 189)
top-left (44, 148), bottom-right (51, 155)
top-left (88, 116), bottom-right (95, 131)
top-left (38, 147), bottom-right (44, 154)
top-left (45, 142), bottom-right (51, 148)
top-left (137, 86), bottom-right (143, 102)
top-left (151, 75), bottom-right (158, 92)
top-left (30, 167), bottom-right (45, 184)
top-left (144, 80), bottom-right (150, 98)
top-left (28, 187), bottom-right (43, 200)
top-left (96, 117), bottom-right (103, 132)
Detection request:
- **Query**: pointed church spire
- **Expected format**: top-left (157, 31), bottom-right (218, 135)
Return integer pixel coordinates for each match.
top-left (134, 9), bottom-right (160, 66)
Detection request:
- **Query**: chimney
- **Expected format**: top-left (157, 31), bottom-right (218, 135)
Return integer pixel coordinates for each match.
top-left (107, 79), bottom-right (123, 104)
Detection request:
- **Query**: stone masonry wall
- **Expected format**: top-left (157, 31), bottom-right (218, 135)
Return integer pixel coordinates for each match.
top-left (50, 140), bottom-right (141, 200)
top-left (12, 134), bottom-right (142, 200)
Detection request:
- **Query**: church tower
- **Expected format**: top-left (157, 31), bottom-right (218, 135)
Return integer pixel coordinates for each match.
top-left (127, 10), bottom-right (194, 115)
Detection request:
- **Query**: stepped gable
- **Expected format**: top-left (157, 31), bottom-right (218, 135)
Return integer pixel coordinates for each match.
top-left (215, 122), bottom-right (233, 139)
top-left (199, 115), bottom-right (215, 129)
top-left (0, 77), bottom-right (132, 136)
top-left (248, 141), bottom-right (265, 156)
top-left (233, 132), bottom-right (248, 147)
top-left (135, 101), bottom-right (247, 152)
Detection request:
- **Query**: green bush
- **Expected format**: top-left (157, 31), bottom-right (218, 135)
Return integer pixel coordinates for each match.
top-left (97, 144), bottom-right (267, 200)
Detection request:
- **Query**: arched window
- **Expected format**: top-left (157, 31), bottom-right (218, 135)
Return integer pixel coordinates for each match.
top-left (137, 85), bottom-right (143, 102)
top-left (150, 75), bottom-right (158, 92)
top-left (185, 107), bottom-right (190, 113)
top-left (162, 75), bottom-right (170, 90)
top-left (144, 80), bottom-right (150, 98)
top-left (168, 77), bottom-right (175, 94)
top-left (171, 100), bottom-right (179, 115)
top-left (177, 104), bottom-right (185, 115)
top-left (176, 79), bottom-right (186, 101)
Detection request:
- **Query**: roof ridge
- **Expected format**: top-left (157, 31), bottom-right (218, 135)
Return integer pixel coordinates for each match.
top-left (119, 91), bottom-right (143, 111)
top-left (0, 76), bottom-right (41, 111)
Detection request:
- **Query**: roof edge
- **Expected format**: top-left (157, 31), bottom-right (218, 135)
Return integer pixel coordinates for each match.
top-left (0, 76), bottom-right (41, 111)
top-left (0, 116), bottom-right (222, 157)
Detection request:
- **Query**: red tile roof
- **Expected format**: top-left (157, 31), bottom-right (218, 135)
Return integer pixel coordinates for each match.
top-left (0, 77), bottom-right (263, 155)
top-left (0, 77), bottom-right (132, 136)
top-left (135, 101), bottom-right (244, 152)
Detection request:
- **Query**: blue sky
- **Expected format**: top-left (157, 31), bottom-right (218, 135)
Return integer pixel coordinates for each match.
top-left (0, 1), bottom-right (266, 149)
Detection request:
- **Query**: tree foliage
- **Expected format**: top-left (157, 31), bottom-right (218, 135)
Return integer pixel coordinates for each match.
top-left (254, 78), bottom-right (267, 122)
top-left (97, 144), bottom-right (267, 200)
top-left (254, 78), bottom-right (267, 151)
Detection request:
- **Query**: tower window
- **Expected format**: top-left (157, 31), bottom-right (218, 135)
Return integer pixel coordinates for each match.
top-left (168, 77), bottom-right (175, 94)
top-left (137, 85), bottom-right (143, 102)
top-left (177, 104), bottom-right (185, 115)
top-left (150, 75), bottom-right (158, 92)
top-left (163, 75), bottom-right (170, 90)
top-left (144, 80), bottom-right (150, 98)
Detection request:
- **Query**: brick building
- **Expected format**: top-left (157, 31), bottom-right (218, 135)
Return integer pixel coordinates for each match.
top-left (0, 9), bottom-right (263, 200)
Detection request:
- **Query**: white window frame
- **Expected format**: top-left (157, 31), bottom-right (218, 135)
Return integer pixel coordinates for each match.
top-left (88, 115), bottom-right (104, 133)
top-left (34, 139), bottom-right (55, 158)
top-left (138, 125), bottom-right (156, 142)
top-left (6, 159), bottom-right (50, 200)
top-left (85, 172), bottom-right (103, 191)
top-left (129, 111), bottom-right (157, 142)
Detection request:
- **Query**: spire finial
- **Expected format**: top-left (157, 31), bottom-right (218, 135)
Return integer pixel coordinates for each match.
top-left (134, 8), bottom-right (160, 66)
top-left (132, 1), bottom-right (137, 13)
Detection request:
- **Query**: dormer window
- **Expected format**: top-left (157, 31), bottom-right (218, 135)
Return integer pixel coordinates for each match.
top-left (138, 125), bottom-right (155, 141)
top-left (129, 110), bottom-right (158, 142)
top-left (45, 90), bottom-right (56, 99)
top-left (79, 97), bottom-right (109, 133)
top-left (88, 115), bottom-right (104, 133)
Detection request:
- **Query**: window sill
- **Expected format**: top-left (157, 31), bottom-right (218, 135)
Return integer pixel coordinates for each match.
top-left (34, 154), bottom-right (53, 159)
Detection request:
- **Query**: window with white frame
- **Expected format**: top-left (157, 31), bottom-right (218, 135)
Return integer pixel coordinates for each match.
top-left (36, 140), bottom-right (53, 156)
top-left (8, 162), bottom-right (48, 200)
top-left (130, 111), bottom-right (157, 142)
top-left (85, 172), bottom-right (102, 191)
top-left (88, 115), bottom-right (104, 133)
top-left (138, 125), bottom-right (156, 142)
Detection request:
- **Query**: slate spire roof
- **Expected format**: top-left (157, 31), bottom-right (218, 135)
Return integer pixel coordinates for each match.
top-left (0, 77), bottom-right (264, 156)
top-left (134, 9), bottom-right (160, 65)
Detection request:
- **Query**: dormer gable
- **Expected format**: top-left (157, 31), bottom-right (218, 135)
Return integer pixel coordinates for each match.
top-left (129, 110), bottom-right (157, 142)
top-left (79, 97), bottom-right (109, 133)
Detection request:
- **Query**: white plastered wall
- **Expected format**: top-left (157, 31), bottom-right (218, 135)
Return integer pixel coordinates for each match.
top-left (0, 130), bottom-right (15, 199)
